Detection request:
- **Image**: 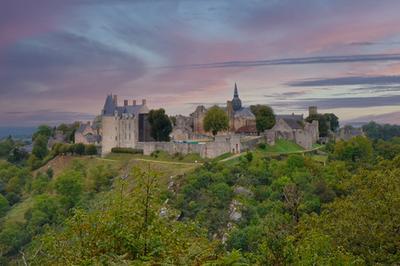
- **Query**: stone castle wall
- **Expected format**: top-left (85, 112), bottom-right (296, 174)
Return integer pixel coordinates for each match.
top-left (141, 135), bottom-right (241, 159)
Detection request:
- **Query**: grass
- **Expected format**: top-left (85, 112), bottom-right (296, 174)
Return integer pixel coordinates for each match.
top-left (259, 139), bottom-right (304, 154)
top-left (107, 151), bottom-right (205, 164)
top-left (212, 152), bottom-right (233, 162)
top-left (310, 154), bottom-right (328, 164)
top-left (2, 197), bottom-right (34, 226)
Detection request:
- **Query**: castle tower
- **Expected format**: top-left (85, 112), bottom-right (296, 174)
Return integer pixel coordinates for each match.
top-left (309, 106), bottom-right (318, 116)
top-left (232, 83), bottom-right (242, 111)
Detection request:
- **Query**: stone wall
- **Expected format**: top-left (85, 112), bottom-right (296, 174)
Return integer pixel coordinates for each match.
top-left (141, 135), bottom-right (241, 159)
top-left (240, 136), bottom-right (265, 151)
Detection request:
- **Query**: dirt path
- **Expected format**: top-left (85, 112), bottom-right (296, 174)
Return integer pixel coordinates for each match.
top-left (220, 145), bottom-right (325, 162)
top-left (96, 157), bottom-right (202, 166)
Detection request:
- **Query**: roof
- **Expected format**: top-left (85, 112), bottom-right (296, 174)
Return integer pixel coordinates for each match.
top-left (234, 107), bottom-right (255, 119)
top-left (282, 118), bottom-right (304, 129)
top-left (103, 95), bottom-right (116, 116)
top-left (102, 94), bottom-right (148, 117)
top-left (236, 125), bottom-right (257, 133)
top-left (115, 105), bottom-right (147, 116)
top-left (276, 114), bottom-right (303, 121)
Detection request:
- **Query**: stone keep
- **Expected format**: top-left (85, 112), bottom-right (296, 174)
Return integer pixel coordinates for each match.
top-left (101, 95), bottom-right (150, 155)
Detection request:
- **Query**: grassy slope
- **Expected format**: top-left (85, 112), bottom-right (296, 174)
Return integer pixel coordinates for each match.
top-left (3, 153), bottom-right (202, 227)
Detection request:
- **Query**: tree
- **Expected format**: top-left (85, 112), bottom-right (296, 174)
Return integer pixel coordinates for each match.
top-left (333, 136), bottom-right (373, 163)
top-left (28, 167), bottom-right (216, 265)
top-left (324, 113), bottom-right (339, 132)
top-left (250, 105), bottom-right (276, 133)
top-left (32, 125), bottom-right (52, 141)
top-left (32, 135), bottom-right (48, 160)
top-left (54, 170), bottom-right (83, 209)
top-left (148, 109), bottom-right (172, 141)
top-left (203, 106), bottom-right (229, 136)
top-left (7, 147), bottom-right (28, 164)
top-left (0, 137), bottom-right (15, 157)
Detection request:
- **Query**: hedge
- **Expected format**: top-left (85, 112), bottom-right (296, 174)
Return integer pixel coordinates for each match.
top-left (111, 147), bottom-right (143, 154)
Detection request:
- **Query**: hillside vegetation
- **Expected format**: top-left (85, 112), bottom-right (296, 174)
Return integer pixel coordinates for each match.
top-left (0, 135), bottom-right (399, 264)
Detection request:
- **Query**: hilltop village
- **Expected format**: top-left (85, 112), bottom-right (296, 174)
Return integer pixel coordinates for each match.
top-left (72, 83), bottom-right (348, 158)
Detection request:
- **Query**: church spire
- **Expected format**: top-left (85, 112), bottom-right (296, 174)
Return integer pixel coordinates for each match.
top-left (232, 82), bottom-right (242, 111)
top-left (234, 82), bottom-right (239, 97)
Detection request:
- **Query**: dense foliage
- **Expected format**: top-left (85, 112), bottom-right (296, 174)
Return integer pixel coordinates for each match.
top-left (306, 113), bottom-right (339, 137)
top-left (148, 108), bottom-right (173, 141)
top-left (362, 121), bottom-right (400, 140)
top-left (250, 104), bottom-right (276, 133)
top-left (203, 106), bottom-right (229, 136)
top-left (0, 123), bottom-right (399, 265)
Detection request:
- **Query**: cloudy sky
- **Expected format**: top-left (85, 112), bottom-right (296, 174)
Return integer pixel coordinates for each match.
top-left (1, 0), bottom-right (400, 126)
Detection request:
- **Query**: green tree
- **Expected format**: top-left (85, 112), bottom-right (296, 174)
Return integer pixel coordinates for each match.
top-left (324, 113), bottom-right (339, 132)
top-left (250, 104), bottom-right (276, 133)
top-left (148, 108), bottom-right (173, 141)
top-left (32, 125), bottom-right (52, 141)
top-left (32, 135), bottom-right (48, 160)
top-left (0, 137), bottom-right (15, 157)
top-left (87, 165), bottom-right (116, 192)
top-left (28, 168), bottom-right (217, 265)
top-left (54, 170), bottom-right (83, 209)
top-left (204, 106), bottom-right (229, 136)
top-left (333, 136), bottom-right (373, 163)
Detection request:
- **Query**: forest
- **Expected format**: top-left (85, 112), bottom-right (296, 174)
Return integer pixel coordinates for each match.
top-left (0, 123), bottom-right (399, 265)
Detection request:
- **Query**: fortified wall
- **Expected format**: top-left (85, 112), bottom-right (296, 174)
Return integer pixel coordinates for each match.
top-left (139, 135), bottom-right (241, 159)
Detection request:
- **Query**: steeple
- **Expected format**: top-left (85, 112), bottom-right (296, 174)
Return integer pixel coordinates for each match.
top-left (234, 82), bottom-right (239, 97)
top-left (231, 83), bottom-right (242, 111)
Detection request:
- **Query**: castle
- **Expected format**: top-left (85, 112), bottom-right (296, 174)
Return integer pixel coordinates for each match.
top-left (76, 84), bottom-right (319, 157)
top-left (100, 95), bottom-right (152, 155)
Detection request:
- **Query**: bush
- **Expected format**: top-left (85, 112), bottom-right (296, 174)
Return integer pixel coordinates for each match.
top-left (72, 143), bottom-right (85, 155)
top-left (85, 144), bottom-right (97, 155)
top-left (111, 147), bottom-right (143, 154)
top-left (258, 143), bottom-right (267, 150)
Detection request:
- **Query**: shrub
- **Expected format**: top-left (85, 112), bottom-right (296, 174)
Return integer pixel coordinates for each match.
top-left (258, 143), bottom-right (267, 150)
top-left (85, 144), bottom-right (98, 155)
top-left (111, 147), bottom-right (143, 154)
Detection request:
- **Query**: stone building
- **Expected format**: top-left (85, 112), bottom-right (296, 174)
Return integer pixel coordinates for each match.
top-left (191, 83), bottom-right (256, 136)
top-left (265, 114), bottom-right (319, 149)
top-left (74, 122), bottom-right (101, 145)
top-left (170, 115), bottom-right (194, 141)
top-left (337, 125), bottom-right (364, 141)
top-left (100, 94), bottom-right (152, 155)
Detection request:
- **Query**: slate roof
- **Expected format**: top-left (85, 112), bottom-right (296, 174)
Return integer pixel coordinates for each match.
top-left (282, 118), bottom-right (304, 129)
top-left (103, 95), bottom-right (115, 116)
top-left (276, 114), bottom-right (304, 121)
top-left (102, 94), bottom-right (147, 116)
top-left (234, 107), bottom-right (255, 119)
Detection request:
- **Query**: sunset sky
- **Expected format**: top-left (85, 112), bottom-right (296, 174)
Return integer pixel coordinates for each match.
top-left (1, 0), bottom-right (400, 126)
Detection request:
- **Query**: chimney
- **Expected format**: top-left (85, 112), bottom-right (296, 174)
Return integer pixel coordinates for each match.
top-left (142, 99), bottom-right (146, 105)
top-left (124, 99), bottom-right (128, 106)
top-left (113, 95), bottom-right (118, 105)
top-left (132, 100), bottom-right (136, 106)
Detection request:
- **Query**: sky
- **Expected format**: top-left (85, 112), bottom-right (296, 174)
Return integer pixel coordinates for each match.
top-left (1, 0), bottom-right (400, 127)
